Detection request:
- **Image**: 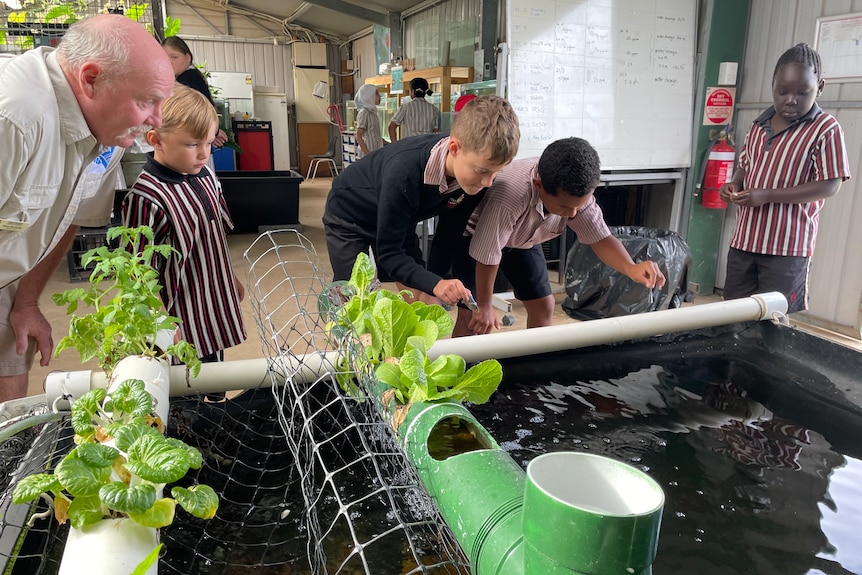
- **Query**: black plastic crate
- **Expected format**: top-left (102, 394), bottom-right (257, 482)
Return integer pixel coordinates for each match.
top-left (66, 227), bottom-right (110, 282)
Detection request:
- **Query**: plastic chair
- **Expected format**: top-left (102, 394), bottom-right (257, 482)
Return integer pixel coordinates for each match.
top-left (306, 136), bottom-right (340, 182)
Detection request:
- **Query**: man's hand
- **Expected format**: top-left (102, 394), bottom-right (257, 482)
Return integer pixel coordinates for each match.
top-left (467, 304), bottom-right (499, 335)
top-left (9, 302), bottom-right (52, 367)
top-left (628, 261), bottom-right (666, 289)
top-left (432, 278), bottom-right (472, 306)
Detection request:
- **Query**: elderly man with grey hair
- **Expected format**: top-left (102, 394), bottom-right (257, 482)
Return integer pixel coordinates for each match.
top-left (0, 14), bottom-right (175, 402)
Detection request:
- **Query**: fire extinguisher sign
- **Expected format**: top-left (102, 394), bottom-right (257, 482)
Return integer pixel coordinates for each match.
top-left (703, 87), bottom-right (736, 125)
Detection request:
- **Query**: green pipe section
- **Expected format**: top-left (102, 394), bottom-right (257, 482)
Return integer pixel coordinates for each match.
top-left (373, 383), bottom-right (665, 575)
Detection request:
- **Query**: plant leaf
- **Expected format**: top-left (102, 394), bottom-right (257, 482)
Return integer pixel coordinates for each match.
top-left (427, 354), bottom-right (466, 392)
top-left (75, 442), bottom-right (119, 468)
top-left (113, 421), bottom-right (161, 453)
top-left (99, 482), bottom-right (157, 515)
top-left (347, 252), bottom-right (375, 294)
top-left (131, 544), bottom-right (164, 575)
top-left (435, 359), bottom-right (503, 405)
top-left (70, 388), bottom-right (107, 438)
top-left (67, 494), bottom-right (103, 528)
top-left (12, 474), bottom-right (59, 504)
top-left (412, 303), bottom-right (455, 338)
top-left (56, 450), bottom-right (111, 497)
top-left (172, 485), bottom-right (219, 519)
top-left (125, 433), bottom-right (195, 484)
top-left (128, 498), bottom-right (176, 528)
top-left (373, 298), bottom-right (418, 360)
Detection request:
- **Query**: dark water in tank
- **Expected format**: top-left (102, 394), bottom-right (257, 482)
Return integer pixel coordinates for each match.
top-left (469, 329), bottom-right (862, 575)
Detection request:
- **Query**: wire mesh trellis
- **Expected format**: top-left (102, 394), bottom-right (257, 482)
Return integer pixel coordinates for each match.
top-left (0, 229), bottom-right (469, 574)
top-left (244, 229), bottom-right (470, 574)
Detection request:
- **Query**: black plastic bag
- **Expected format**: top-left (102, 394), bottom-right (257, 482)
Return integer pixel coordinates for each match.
top-left (562, 226), bottom-right (692, 320)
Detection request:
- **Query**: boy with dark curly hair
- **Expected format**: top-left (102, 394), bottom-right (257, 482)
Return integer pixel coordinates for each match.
top-left (443, 137), bottom-right (666, 337)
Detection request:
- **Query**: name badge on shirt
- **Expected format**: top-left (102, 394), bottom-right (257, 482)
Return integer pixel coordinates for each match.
top-left (0, 218), bottom-right (29, 231)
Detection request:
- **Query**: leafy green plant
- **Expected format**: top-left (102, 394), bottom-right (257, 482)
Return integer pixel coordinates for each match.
top-left (12, 379), bottom-right (219, 529)
top-left (323, 252), bottom-right (503, 406)
top-left (52, 225), bottom-right (201, 377)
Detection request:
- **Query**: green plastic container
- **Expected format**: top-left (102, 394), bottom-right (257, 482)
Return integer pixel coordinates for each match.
top-left (523, 452), bottom-right (664, 575)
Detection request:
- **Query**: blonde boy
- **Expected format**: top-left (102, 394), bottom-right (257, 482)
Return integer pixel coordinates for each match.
top-left (122, 84), bottom-right (246, 371)
top-left (323, 95), bottom-right (520, 305)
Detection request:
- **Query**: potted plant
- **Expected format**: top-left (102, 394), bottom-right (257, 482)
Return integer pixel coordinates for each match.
top-left (322, 253), bottom-right (504, 425)
top-left (10, 225), bottom-right (212, 574)
top-left (11, 379), bottom-right (219, 574)
top-left (52, 225), bottom-right (201, 421)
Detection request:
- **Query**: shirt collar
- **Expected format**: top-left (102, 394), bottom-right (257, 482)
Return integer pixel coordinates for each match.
top-left (144, 154), bottom-right (203, 184)
top-left (46, 49), bottom-right (97, 147)
top-left (754, 102), bottom-right (822, 131)
top-left (424, 136), bottom-right (461, 194)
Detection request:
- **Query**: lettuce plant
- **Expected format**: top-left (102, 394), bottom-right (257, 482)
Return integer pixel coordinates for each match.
top-left (52, 225), bottom-right (201, 377)
top-left (323, 252), bottom-right (503, 405)
top-left (12, 379), bottom-right (218, 529)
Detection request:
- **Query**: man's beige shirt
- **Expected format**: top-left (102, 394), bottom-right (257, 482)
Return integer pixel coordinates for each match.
top-left (0, 47), bottom-right (119, 289)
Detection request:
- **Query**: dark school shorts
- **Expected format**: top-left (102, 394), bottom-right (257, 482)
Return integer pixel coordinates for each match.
top-left (724, 248), bottom-right (809, 313)
top-left (452, 241), bottom-right (552, 302)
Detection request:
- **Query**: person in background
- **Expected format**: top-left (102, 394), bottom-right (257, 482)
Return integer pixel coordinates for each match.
top-left (354, 84), bottom-right (384, 158)
top-left (719, 43), bottom-right (851, 312)
top-left (388, 77), bottom-right (440, 142)
top-left (122, 84), bottom-right (246, 395)
top-left (161, 36), bottom-right (228, 149)
top-left (440, 137), bottom-right (665, 337)
top-left (323, 95), bottom-right (520, 306)
top-left (0, 14), bottom-right (174, 403)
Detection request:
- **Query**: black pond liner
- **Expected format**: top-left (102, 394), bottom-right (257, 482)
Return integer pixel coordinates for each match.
top-left (468, 320), bottom-right (862, 575)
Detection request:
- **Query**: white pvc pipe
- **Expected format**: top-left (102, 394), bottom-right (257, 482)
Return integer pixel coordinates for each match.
top-left (43, 293), bottom-right (786, 403)
top-left (428, 291), bottom-right (788, 363)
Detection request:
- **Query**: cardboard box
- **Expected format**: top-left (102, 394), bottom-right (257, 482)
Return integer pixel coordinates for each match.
top-left (402, 58), bottom-right (415, 71)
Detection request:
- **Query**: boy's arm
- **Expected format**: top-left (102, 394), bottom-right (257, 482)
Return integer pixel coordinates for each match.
top-left (374, 174), bottom-right (470, 304)
top-left (388, 121), bottom-right (398, 142)
top-left (468, 261), bottom-right (501, 335)
top-left (590, 236), bottom-right (665, 289)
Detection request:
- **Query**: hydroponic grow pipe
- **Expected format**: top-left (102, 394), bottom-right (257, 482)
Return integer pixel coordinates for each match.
top-left (366, 375), bottom-right (664, 574)
top-left (44, 292), bottom-right (787, 400)
top-left (429, 290), bottom-right (787, 363)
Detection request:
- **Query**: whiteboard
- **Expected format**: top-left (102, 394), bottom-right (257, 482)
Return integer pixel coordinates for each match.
top-left (209, 71), bottom-right (253, 99)
top-left (507, 0), bottom-right (696, 170)
top-left (814, 12), bottom-right (862, 82)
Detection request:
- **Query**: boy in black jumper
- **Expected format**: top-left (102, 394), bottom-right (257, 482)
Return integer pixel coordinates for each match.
top-left (323, 95), bottom-right (520, 305)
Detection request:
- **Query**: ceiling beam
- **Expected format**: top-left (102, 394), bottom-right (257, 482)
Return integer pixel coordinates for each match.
top-left (300, 0), bottom-right (389, 27)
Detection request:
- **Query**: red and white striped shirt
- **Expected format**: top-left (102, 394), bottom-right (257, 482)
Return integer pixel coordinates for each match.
top-left (467, 158), bottom-right (610, 265)
top-left (730, 104), bottom-right (851, 257)
top-left (122, 158), bottom-right (247, 358)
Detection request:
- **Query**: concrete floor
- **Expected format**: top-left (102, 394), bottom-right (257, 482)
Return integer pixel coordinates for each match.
top-left (27, 177), bottom-right (862, 397)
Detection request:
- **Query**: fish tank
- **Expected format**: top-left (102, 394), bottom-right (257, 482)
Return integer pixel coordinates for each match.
top-left (442, 79), bottom-right (497, 132)
top-left (345, 96), bottom-right (398, 142)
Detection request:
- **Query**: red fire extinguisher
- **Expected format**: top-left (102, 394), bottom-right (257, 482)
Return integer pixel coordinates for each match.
top-left (701, 133), bottom-right (736, 209)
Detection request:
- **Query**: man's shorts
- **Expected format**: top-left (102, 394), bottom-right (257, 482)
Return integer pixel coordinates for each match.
top-left (323, 213), bottom-right (425, 283)
top-left (452, 239), bottom-right (552, 302)
top-left (724, 248), bottom-right (809, 313)
top-left (0, 283), bottom-right (35, 377)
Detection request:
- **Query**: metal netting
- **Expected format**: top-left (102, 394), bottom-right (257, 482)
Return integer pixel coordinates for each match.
top-left (244, 229), bottom-right (470, 574)
top-left (0, 1), bottom-right (157, 55)
top-left (0, 229), bottom-right (469, 574)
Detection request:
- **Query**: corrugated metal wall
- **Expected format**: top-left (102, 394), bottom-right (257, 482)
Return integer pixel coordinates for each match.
top-left (719, 0), bottom-right (862, 337)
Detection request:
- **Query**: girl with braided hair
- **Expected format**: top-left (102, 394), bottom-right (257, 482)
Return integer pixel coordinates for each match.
top-left (720, 43), bottom-right (851, 312)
